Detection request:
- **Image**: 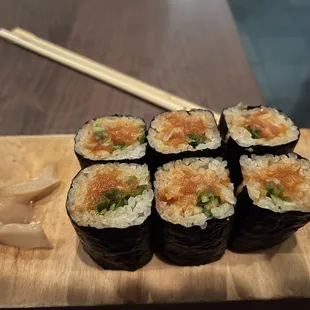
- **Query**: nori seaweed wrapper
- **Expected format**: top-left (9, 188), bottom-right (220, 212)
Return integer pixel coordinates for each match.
top-left (74, 115), bottom-right (147, 169)
top-left (68, 215), bottom-right (153, 271)
top-left (75, 151), bottom-right (146, 169)
top-left (147, 110), bottom-right (223, 174)
top-left (157, 214), bottom-right (234, 266)
top-left (229, 186), bottom-right (310, 253)
top-left (66, 167), bottom-right (153, 271)
top-left (219, 105), bottom-right (300, 187)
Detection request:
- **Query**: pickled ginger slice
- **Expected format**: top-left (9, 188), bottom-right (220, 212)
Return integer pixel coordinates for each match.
top-left (0, 165), bottom-right (60, 203)
top-left (0, 222), bottom-right (52, 249)
top-left (0, 198), bottom-right (33, 224)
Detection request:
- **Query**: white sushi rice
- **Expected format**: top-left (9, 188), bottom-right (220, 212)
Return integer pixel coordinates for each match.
top-left (154, 157), bottom-right (235, 229)
top-left (67, 163), bottom-right (154, 229)
top-left (147, 110), bottom-right (221, 154)
top-left (224, 103), bottom-right (299, 147)
top-left (75, 116), bottom-right (147, 160)
top-left (240, 154), bottom-right (310, 213)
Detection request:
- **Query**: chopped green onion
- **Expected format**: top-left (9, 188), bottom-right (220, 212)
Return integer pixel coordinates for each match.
top-left (266, 184), bottom-right (283, 197)
top-left (203, 209), bottom-right (213, 218)
top-left (197, 190), bottom-right (215, 206)
top-left (113, 143), bottom-right (126, 150)
top-left (103, 188), bottom-right (125, 201)
top-left (186, 133), bottom-right (207, 148)
top-left (270, 194), bottom-right (284, 205)
top-left (97, 196), bottom-right (110, 212)
top-left (266, 182), bottom-right (290, 205)
top-left (265, 184), bottom-right (274, 193)
top-left (246, 126), bottom-right (261, 139)
top-left (96, 185), bottom-right (148, 213)
top-left (110, 203), bottom-right (116, 211)
top-left (197, 191), bottom-right (220, 216)
top-left (200, 192), bottom-right (215, 203)
top-left (92, 123), bottom-right (107, 140)
top-left (138, 133), bottom-right (146, 144)
top-left (131, 185), bottom-right (148, 197)
top-left (96, 188), bottom-right (126, 213)
top-left (272, 187), bottom-right (283, 197)
top-left (100, 209), bottom-right (107, 215)
top-left (265, 183), bottom-right (289, 206)
top-left (204, 197), bottom-right (220, 210)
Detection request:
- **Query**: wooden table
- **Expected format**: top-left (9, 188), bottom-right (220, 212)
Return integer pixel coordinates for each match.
top-left (5, 0), bottom-right (302, 308)
top-left (0, 0), bottom-right (263, 135)
top-left (0, 130), bottom-right (310, 308)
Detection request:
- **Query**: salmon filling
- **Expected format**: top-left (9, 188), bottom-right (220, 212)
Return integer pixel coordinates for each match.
top-left (158, 167), bottom-right (230, 217)
top-left (75, 116), bottom-right (146, 160)
top-left (154, 158), bottom-right (235, 227)
top-left (67, 163), bottom-right (153, 229)
top-left (148, 110), bottom-right (221, 154)
top-left (224, 104), bottom-right (299, 147)
top-left (73, 168), bottom-right (147, 213)
top-left (155, 112), bottom-right (209, 147)
top-left (243, 109), bottom-right (287, 139)
top-left (86, 118), bottom-right (145, 155)
top-left (240, 154), bottom-right (310, 212)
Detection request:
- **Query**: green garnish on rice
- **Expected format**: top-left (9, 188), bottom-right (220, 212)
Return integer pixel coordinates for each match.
top-left (92, 123), bottom-right (107, 140)
top-left (197, 190), bottom-right (220, 217)
top-left (138, 133), bottom-right (146, 144)
top-left (246, 126), bottom-right (261, 139)
top-left (96, 185), bottom-right (148, 213)
top-left (186, 133), bottom-right (207, 148)
top-left (113, 143), bottom-right (126, 150)
top-left (265, 183), bottom-right (290, 204)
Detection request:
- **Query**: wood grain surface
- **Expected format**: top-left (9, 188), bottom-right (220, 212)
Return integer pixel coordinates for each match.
top-left (0, 130), bottom-right (309, 307)
top-left (0, 0), bottom-right (263, 135)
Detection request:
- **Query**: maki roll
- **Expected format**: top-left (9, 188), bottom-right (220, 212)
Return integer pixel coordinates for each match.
top-left (66, 163), bottom-right (154, 271)
top-left (147, 110), bottom-right (222, 170)
top-left (219, 104), bottom-right (300, 186)
top-left (154, 157), bottom-right (236, 266)
top-left (229, 153), bottom-right (310, 253)
top-left (75, 116), bottom-right (147, 168)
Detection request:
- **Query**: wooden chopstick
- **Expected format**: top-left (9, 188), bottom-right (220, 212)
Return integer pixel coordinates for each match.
top-left (0, 27), bottom-right (220, 121)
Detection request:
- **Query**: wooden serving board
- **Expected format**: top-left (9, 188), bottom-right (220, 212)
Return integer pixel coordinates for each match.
top-left (0, 131), bottom-right (310, 307)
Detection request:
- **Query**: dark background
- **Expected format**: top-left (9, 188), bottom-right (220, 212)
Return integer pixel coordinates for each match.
top-left (230, 0), bottom-right (310, 127)
top-left (0, 0), bottom-right (263, 135)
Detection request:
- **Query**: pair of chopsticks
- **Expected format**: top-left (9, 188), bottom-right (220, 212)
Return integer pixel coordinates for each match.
top-left (0, 27), bottom-right (220, 121)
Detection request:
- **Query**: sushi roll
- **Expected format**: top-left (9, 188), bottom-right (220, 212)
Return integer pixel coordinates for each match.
top-left (219, 104), bottom-right (300, 186)
top-left (66, 163), bottom-right (154, 271)
top-left (154, 157), bottom-right (236, 266)
top-left (147, 110), bottom-right (222, 170)
top-left (229, 153), bottom-right (310, 252)
top-left (75, 116), bottom-right (147, 168)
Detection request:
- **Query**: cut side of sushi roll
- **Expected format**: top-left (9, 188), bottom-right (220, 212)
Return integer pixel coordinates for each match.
top-left (147, 110), bottom-right (222, 169)
top-left (66, 163), bottom-right (154, 271)
top-left (75, 116), bottom-right (147, 168)
top-left (154, 157), bottom-right (236, 266)
top-left (219, 104), bottom-right (300, 187)
top-left (229, 153), bottom-right (310, 253)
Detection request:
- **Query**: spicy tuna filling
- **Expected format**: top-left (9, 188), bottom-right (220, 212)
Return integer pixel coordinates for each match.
top-left (147, 110), bottom-right (221, 154)
top-left (224, 104), bottom-right (299, 147)
top-left (154, 158), bottom-right (235, 228)
top-left (67, 163), bottom-right (154, 229)
top-left (75, 116), bottom-right (146, 160)
top-left (240, 154), bottom-right (310, 213)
